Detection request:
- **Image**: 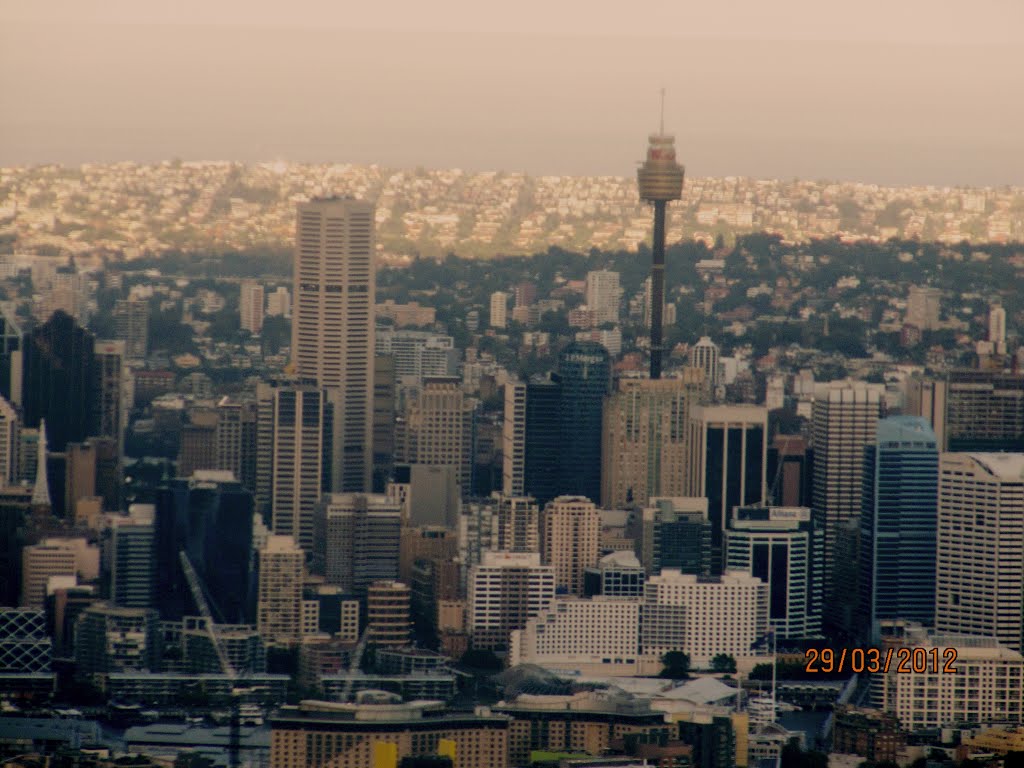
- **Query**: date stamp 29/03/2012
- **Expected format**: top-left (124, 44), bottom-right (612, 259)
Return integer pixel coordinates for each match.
top-left (804, 647), bottom-right (958, 674)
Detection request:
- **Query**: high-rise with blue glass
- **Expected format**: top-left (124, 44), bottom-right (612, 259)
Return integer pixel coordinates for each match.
top-left (556, 342), bottom-right (610, 503)
top-left (859, 416), bottom-right (938, 639)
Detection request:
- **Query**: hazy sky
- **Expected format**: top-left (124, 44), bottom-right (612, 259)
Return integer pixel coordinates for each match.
top-left (2, 0), bottom-right (1023, 185)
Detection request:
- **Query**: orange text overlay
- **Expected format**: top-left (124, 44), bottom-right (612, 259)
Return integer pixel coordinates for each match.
top-left (804, 647), bottom-right (958, 674)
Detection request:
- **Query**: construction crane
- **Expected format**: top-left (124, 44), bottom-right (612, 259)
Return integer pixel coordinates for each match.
top-left (339, 629), bottom-right (372, 704)
top-left (179, 551), bottom-right (247, 768)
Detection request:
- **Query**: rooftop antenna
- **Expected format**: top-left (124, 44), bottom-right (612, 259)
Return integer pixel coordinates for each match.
top-left (659, 87), bottom-right (666, 135)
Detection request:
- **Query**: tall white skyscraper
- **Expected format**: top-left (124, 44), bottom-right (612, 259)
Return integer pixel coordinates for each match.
top-left (810, 381), bottom-right (883, 631)
top-left (936, 453), bottom-right (1024, 653)
top-left (240, 281), bottom-right (265, 334)
top-left (490, 291), bottom-right (508, 329)
top-left (293, 198), bottom-right (375, 492)
top-left (585, 269), bottom-right (622, 326)
top-left (256, 534), bottom-right (305, 647)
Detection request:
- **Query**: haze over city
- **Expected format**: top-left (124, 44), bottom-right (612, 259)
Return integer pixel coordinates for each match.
top-left (3, 0), bottom-right (1023, 185)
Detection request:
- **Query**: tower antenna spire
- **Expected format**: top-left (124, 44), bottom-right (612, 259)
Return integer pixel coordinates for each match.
top-left (659, 87), bottom-right (666, 135)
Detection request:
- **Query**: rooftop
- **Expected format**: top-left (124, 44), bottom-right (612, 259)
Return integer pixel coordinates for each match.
top-left (969, 453), bottom-right (1024, 481)
top-left (876, 415), bottom-right (937, 447)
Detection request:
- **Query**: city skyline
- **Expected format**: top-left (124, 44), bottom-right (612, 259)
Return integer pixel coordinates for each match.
top-left (2, 1), bottom-right (1023, 186)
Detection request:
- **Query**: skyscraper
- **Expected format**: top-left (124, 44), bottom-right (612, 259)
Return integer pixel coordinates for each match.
top-left (372, 354), bottom-right (396, 493)
top-left (502, 382), bottom-right (526, 497)
top-left (935, 453), bottom-right (1024, 653)
top-left (810, 381), bottom-right (883, 632)
top-left (638, 496), bottom-right (711, 577)
top-left (859, 417), bottom-right (938, 637)
top-left (293, 197), bottom-right (375, 492)
top-left (395, 377), bottom-right (476, 499)
top-left (266, 286), bottom-right (291, 318)
top-left (905, 285), bottom-right (941, 331)
top-left (558, 342), bottom-right (610, 502)
top-left (496, 494), bottom-right (540, 554)
top-left (112, 298), bottom-right (148, 361)
top-left (601, 372), bottom-right (703, 509)
top-left (92, 340), bottom-right (127, 459)
top-left (256, 534), bottom-right (305, 648)
top-left (256, 379), bottom-right (332, 553)
top-left (0, 395), bottom-right (18, 488)
top-left (313, 493), bottom-right (401, 594)
top-left (154, 471), bottom-right (257, 623)
top-left (22, 310), bottom-right (96, 453)
top-left (989, 303), bottom-right (1007, 354)
top-left (107, 504), bottom-right (156, 609)
top-left (540, 496), bottom-right (600, 596)
top-left (0, 309), bottom-right (21, 405)
top-left (522, 375), bottom-right (561, 506)
top-left (489, 291), bottom-right (508, 329)
top-left (689, 336), bottom-right (722, 395)
top-left (687, 404), bottom-right (768, 575)
top-left (239, 280), bottom-right (265, 334)
top-left (585, 269), bottom-right (622, 326)
top-left (726, 505), bottom-right (823, 639)
top-left (467, 551), bottom-right (555, 651)
top-left (215, 397), bottom-right (258, 492)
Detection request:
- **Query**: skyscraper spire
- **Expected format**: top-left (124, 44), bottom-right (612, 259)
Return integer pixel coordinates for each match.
top-left (31, 419), bottom-right (51, 509)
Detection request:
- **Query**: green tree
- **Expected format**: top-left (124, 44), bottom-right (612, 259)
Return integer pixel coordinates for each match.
top-left (659, 651), bottom-right (691, 679)
top-left (711, 654), bottom-right (737, 674)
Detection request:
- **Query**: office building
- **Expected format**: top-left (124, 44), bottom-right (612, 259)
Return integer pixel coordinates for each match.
top-left (490, 291), bottom-right (508, 329)
top-left (388, 464), bottom-right (459, 528)
top-left (215, 397), bottom-right (257, 492)
top-left (92, 340), bottom-right (127, 458)
top-left (497, 494), bottom-right (540, 554)
top-left (687, 404), bottom-right (768, 574)
top-left (494, 691), bottom-right (670, 767)
top-left (257, 535), bottom-right (305, 647)
top-left (313, 493), bottom-right (401, 594)
top-left (256, 378), bottom-right (332, 553)
top-left (75, 603), bottom-right (161, 680)
top-left (522, 374), bottom-right (561, 505)
top-left (944, 370), bottom-right (1024, 452)
top-left (0, 395), bottom-right (18, 487)
top-left (585, 269), bottom-right (622, 326)
top-left (541, 496), bottom-right (601, 596)
top-left (269, 698), bottom-right (510, 768)
top-left (990, 303), bottom-right (1008, 353)
top-left (20, 540), bottom-right (79, 610)
top-left (584, 552), bottom-right (645, 600)
top-left (558, 342), bottom-right (611, 503)
top-left (690, 336), bottom-right (722, 394)
top-left (154, 471), bottom-right (256, 623)
top-left (367, 580), bottom-right (412, 648)
top-left (113, 298), bottom-right (148, 360)
top-left (457, 498), bottom-right (500, 586)
top-left (641, 570), bottom-right (768, 665)
top-left (177, 411), bottom-right (218, 479)
top-left (726, 506), bottom-right (823, 639)
top-left (467, 551), bottom-right (555, 651)
top-left (395, 377), bottom-right (475, 498)
top-left (859, 417), bottom-right (938, 636)
top-left (240, 280), bottom-right (265, 334)
top-left (877, 621), bottom-right (1024, 730)
top-left (0, 608), bottom-right (52, 673)
top-left (510, 597), bottom-right (642, 674)
top-left (400, 526), bottom-right (458, 585)
top-left (267, 285), bottom-right (291, 318)
top-left (376, 331), bottom-right (458, 385)
top-left (21, 310), bottom-right (95, 453)
top-left (0, 308), bottom-right (21, 404)
top-left (501, 381), bottom-right (526, 497)
top-left (292, 197), bottom-right (375, 492)
top-left (373, 354), bottom-right (396, 493)
top-left (935, 453), bottom-right (1024, 652)
top-left (107, 505), bottom-right (156, 609)
top-left (905, 285), bottom-right (941, 330)
top-left (810, 381), bottom-right (883, 630)
top-left (601, 372), bottom-right (703, 509)
top-left (766, 435), bottom-right (812, 508)
top-left (0, 488), bottom-right (31, 606)
top-left (638, 496), bottom-right (711, 577)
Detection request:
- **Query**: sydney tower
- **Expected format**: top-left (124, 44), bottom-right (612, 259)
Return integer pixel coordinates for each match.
top-left (637, 102), bottom-right (685, 379)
